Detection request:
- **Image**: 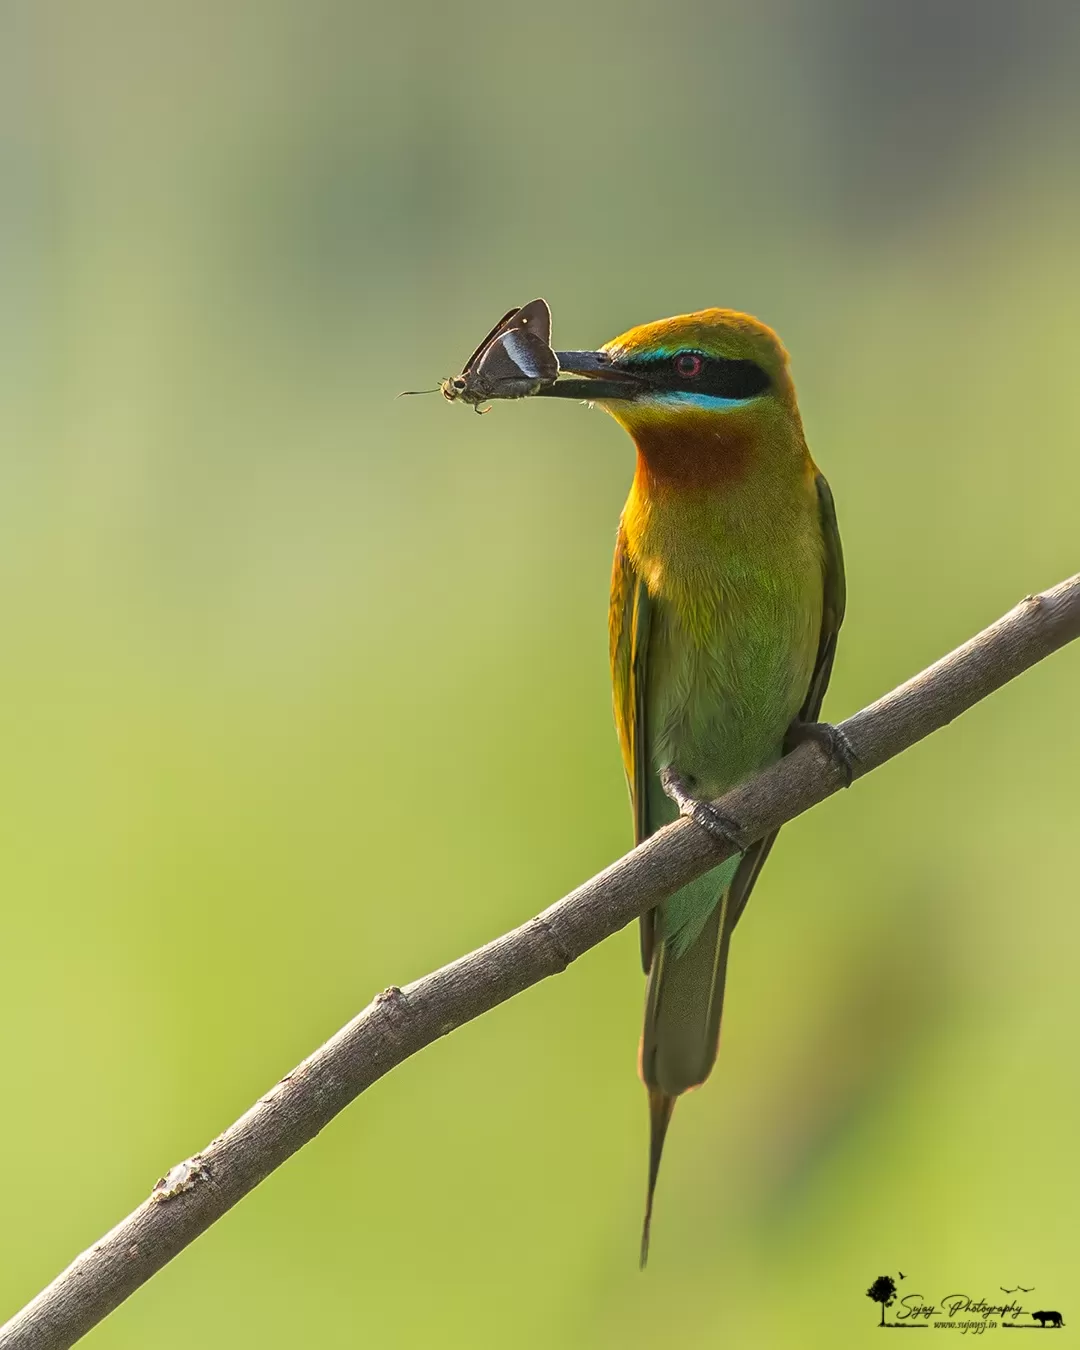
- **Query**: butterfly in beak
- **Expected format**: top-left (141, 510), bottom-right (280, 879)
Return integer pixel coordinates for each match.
top-left (402, 300), bottom-right (559, 413)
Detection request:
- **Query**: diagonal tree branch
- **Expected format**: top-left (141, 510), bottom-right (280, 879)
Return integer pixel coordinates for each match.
top-left (3, 574), bottom-right (1080, 1350)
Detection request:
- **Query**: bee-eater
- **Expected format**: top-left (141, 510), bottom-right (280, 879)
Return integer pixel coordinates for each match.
top-left (540, 309), bottom-right (846, 1263)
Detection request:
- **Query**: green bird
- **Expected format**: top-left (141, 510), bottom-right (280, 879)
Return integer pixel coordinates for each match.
top-left (544, 308), bottom-right (846, 1262)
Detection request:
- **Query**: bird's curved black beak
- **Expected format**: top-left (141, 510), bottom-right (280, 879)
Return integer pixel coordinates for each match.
top-left (538, 351), bottom-right (644, 401)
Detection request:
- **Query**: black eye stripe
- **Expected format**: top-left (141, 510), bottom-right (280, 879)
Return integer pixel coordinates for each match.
top-left (624, 352), bottom-right (771, 400)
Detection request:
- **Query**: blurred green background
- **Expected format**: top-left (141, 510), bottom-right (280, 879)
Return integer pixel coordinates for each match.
top-left (2, 2), bottom-right (1079, 1345)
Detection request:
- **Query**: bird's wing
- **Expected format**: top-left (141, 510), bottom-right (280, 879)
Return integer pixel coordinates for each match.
top-left (729, 469), bottom-right (845, 929)
top-left (796, 470), bottom-right (846, 727)
top-left (610, 526), bottom-right (655, 970)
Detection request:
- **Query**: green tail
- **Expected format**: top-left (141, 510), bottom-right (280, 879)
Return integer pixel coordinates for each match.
top-left (638, 886), bottom-right (734, 1266)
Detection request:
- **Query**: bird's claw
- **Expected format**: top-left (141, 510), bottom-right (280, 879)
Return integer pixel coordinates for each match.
top-left (660, 766), bottom-right (746, 849)
top-left (788, 720), bottom-right (858, 786)
top-left (686, 801), bottom-right (745, 850)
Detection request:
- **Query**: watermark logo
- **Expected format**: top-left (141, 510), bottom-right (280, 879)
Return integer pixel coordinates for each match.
top-left (865, 1273), bottom-right (1065, 1333)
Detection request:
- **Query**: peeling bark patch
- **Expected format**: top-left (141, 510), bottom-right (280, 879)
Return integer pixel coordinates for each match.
top-left (152, 1157), bottom-right (211, 1202)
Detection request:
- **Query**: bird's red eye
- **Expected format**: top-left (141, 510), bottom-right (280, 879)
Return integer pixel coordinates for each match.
top-left (674, 352), bottom-right (703, 378)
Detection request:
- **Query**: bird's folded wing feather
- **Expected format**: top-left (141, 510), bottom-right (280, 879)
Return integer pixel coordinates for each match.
top-left (610, 527), bottom-right (656, 970)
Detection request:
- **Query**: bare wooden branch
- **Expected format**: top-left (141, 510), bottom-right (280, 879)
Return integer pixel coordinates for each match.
top-left (3, 574), bottom-right (1079, 1350)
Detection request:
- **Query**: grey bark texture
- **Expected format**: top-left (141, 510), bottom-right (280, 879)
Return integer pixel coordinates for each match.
top-left (3, 574), bottom-right (1079, 1350)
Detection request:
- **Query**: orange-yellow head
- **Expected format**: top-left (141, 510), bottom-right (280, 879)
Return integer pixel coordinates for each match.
top-left (546, 308), bottom-right (809, 490)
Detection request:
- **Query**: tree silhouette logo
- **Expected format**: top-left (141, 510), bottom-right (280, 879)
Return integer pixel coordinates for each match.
top-left (863, 1271), bottom-right (1065, 1330)
top-left (868, 1275), bottom-right (898, 1327)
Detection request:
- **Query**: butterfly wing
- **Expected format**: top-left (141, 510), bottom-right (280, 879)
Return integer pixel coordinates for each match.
top-left (508, 298), bottom-right (552, 347)
top-left (459, 306), bottom-right (520, 377)
top-left (473, 299), bottom-right (559, 389)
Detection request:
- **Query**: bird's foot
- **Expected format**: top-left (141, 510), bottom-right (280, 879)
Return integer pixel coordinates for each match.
top-left (787, 720), bottom-right (858, 787)
top-left (660, 766), bottom-right (745, 849)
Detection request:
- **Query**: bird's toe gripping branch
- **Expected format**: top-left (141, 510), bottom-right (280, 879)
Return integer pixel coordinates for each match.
top-left (659, 766), bottom-right (746, 851)
top-left (786, 720), bottom-right (859, 787)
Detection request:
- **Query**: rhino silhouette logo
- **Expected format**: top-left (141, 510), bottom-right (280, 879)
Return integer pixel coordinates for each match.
top-left (1032, 1310), bottom-right (1064, 1328)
